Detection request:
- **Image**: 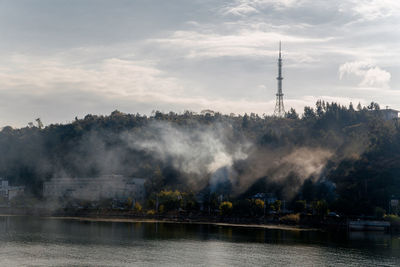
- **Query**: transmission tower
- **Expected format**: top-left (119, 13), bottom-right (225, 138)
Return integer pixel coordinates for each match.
top-left (274, 41), bottom-right (285, 117)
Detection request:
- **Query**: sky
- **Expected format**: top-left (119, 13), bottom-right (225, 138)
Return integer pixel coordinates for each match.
top-left (0, 0), bottom-right (399, 127)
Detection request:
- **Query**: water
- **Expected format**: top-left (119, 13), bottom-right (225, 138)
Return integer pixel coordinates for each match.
top-left (0, 216), bottom-right (399, 266)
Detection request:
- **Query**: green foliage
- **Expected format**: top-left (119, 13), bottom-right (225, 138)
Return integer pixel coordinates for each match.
top-left (374, 207), bottom-right (386, 219)
top-left (384, 214), bottom-right (400, 225)
top-left (313, 200), bottom-right (328, 217)
top-left (158, 204), bottom-right (165, 213)
top-left (157, 190), bottom-right (182, 212)
top-left (133, 202), bottom-right (142, 213)
top-left (146, 209), bottom-right (156, 215)
top-left (271, 200), bottom-right (281, 213)
top-left (219, 201), bottom-right (233, 216)
top-left (1, 102), bottom-right (400, 218)
top-left (285, 108), bottom-right (299, 119)
top-left (181, 192), bottom-right (198, 211)
top-left (253, 199), bottom-right (265, 215)
top-left (127, 197), bottom-right (133, 209)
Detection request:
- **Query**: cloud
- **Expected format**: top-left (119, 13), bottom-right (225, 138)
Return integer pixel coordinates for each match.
top-left (0, 52), bottom-right (362, 126)
top-left (0, 54), bottom-right (183, 98)
top-left (151, 29), bottom-right (332, 60)
top-left (344, 0), bottom-right (400, 21)
top-left (0, 0), bottom-right (398, 126)
top-left (222, 0), bottom-right (308, 16)
top-left (339, 61), bottom-right (391, 88)
top-left (223, 3), bottom-right (259, 16)
top-left (223, 0), bottom-right (400, 22)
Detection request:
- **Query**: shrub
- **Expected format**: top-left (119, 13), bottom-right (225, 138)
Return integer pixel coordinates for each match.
top-left (252, 199), bottom-right (265, 216)
top-left (157, 190), bottom-right (182, 212)
top-left (271, 200), bottom-right (281, 212)
top-left (133, 202), bottom-right (142, 213)
top-left (219, 201), bottom-right (233, 216)
top-left (146, 209), bottom-right (156, 215)
top-left (384, 214), bottom-right (400, 226)
top-left (374, 207), bottom-right (386, 219)
top-left (159, 204), bottom-right (165, 213)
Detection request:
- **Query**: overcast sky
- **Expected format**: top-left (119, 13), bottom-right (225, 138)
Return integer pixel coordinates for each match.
top-left (0, 0), bottom-right (399, 127)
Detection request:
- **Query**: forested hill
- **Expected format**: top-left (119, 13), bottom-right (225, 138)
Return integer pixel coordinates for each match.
top-left (1, 101), bottom-right (400, 216)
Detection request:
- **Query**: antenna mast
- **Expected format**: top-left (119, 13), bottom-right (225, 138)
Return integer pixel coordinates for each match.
top-left (274, 41), bottom-right (285, 117)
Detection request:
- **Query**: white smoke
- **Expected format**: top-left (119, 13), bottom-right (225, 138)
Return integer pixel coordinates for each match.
top-left (122, 121), bottom-right (250, 185)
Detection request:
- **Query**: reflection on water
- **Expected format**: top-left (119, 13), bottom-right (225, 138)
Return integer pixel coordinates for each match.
top-left (0, 216), bottom-right (399, 266)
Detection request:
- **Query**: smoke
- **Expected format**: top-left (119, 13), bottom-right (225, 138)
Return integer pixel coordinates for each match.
top-left (58, 121), bottom-right (354, 201)
top-left (8, 114), bottom-right (368, 204)
top-left (121, 121), bottom-right (339, 200)
top-left (122, 121), bottom-right (250, 189)
top-left (227, 146), bottom-right (334, 198)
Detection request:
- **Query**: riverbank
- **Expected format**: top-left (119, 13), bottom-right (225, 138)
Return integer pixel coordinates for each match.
top-left (0, 213), bottom-right (319, 232)
top-left (1, 207), bottom-right (396, 233)
top-left (45, 215), bottom-right (320, 232)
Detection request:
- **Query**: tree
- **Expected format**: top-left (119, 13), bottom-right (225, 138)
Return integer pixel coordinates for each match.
top-left (349, 102), bottom-right (355, 112)
top-left (367, 102), bottom-right (380, 111)
top-left (250, 199), bottom-right (265, 217)
top-left (313, 200), bottom-right (328, 217)
top-left (285, 108), bottom-right (299, 119)
top-left (219, 201), bottom-right (233, 216)
top-left (374, 207), bottom-right (385, 219)
top-left (134, 202), bottom-right (142, 213)
top-left (157, 190), bottom-right (182, 212)
top-left (271, 200), bottom-right (281, 213)
top-left (316, 100), bottom-right (324, 117)
top-left (303, 106), bottom-right (316, 120)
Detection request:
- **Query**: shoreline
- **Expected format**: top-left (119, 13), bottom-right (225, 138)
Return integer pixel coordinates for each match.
top-left (0, 214), bottom-right (320, 232)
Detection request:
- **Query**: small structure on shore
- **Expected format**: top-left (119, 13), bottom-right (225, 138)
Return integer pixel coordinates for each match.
top-left (0, 179), bottom-right (25, 201)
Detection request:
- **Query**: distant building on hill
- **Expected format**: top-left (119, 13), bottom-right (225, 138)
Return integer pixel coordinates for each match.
top-left (379, 108), bottom-right (399, 120)
top-left (0, 179), bottom-right (25, 201)
top-left (43, 175), bottom-right (146, 201)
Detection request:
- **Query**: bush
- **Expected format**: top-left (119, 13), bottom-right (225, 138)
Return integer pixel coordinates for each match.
top-left (252, 199), bottom-right (265, 216)
top-left (146, 209), bottom-right (156, 215)
top-left (313, 200), bottom-right (328, 217)
top-left (374, 207), bottom-right (386, 219)
top-left (271, 200), bottom-right (281, 212)
top-left (384, 214), bottom-right (400, 226)
top-left (157, 190), bottom-right (182, 212)
top-left (159, 204), bottom-right (165, 213)
top-left (219, 201), bottom-right (233, 216)
top-left (133, 202), bottom-right (142, 213)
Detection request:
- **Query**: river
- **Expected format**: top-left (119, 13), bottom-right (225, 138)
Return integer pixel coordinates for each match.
top-left (0, 216), bottom-right (399, 266)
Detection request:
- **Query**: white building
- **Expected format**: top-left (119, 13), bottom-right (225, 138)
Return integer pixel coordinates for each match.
top-left (379, 109), bottom-right (399, 120)
top-left (43, 175), bottom-right (146, 200)
top-left (0, 179), bottom-right (25, 200)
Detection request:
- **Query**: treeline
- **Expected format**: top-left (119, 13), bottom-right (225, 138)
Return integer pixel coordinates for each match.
top-left (1, 101), bottom-right (400, 217)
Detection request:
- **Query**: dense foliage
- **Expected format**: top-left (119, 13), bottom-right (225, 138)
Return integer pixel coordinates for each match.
top-left (1, 101), bottom-right (400, 216)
